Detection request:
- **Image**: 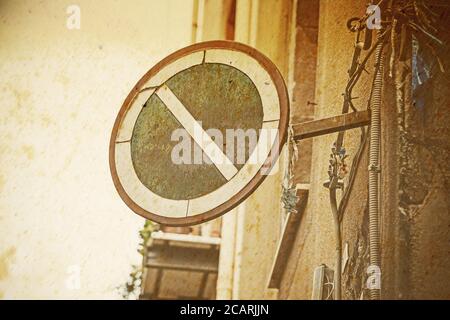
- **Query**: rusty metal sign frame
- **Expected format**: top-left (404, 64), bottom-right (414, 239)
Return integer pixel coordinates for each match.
top-left (109, 41), bottom-right (289, 226)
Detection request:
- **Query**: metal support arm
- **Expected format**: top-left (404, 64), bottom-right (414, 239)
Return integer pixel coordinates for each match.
top-left (292, 110), bottom-right (370, 142)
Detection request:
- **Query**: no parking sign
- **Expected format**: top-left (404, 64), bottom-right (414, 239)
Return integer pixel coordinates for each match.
top-left (109, 41), bottom-right (289, 226)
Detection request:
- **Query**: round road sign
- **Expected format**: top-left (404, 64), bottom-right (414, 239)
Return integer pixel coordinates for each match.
top-left (109, 41), bottom-right (289, 226)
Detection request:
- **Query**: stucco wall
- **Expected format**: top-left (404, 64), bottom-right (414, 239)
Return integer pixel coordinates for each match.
top-left (0, 0), bottom-right (193, 299)
top-left (279, 0), bottom-right (374, 299)
top-left (229, 0), bottom-right (293, 300)
top-left (382, 10), bottom-right (450, 298)
top-left (279, 0), bottom-right (450, 300)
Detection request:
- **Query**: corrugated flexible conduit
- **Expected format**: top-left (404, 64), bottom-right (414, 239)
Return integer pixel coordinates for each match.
top-left (368, 29), bottom-right (384, 300)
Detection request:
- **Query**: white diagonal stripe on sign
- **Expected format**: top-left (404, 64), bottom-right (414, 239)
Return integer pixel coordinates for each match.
top-left (156, 84), bottom-right (238, 181)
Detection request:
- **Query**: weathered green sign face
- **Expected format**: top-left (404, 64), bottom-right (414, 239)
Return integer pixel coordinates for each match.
top-left (110, 41), bottom-right (289, 226)
top-left (132, 63), bottom-right (263, 200)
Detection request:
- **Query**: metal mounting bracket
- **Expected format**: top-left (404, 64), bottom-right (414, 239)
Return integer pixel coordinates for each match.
top-left (292, 110), bottom-right (370, 141)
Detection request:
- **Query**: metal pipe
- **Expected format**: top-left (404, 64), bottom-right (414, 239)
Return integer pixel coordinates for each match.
top-left (368, 29), bottom-right (384, 300)
top-left (329, 185), bottom-right (342, 300)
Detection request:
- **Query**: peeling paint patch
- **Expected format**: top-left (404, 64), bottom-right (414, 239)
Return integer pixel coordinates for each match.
top-left (0, 247), bottom-right (16, 281)
top-left (40, 114), bottom-right (55, 128)
top-left (55, 73), bottom-right (70, 87)
top-left (343, 205), bottom-right (370, 300)
top-left (0, 174), bottom-right (5, 193)
top-left (21, 145), bottom-right (35, 160)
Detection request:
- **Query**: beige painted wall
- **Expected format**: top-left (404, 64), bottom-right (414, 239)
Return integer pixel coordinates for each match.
top-left (229, 0), bottom-right (293, 300)
top-left (0, 0), bottom-right (193, 299)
